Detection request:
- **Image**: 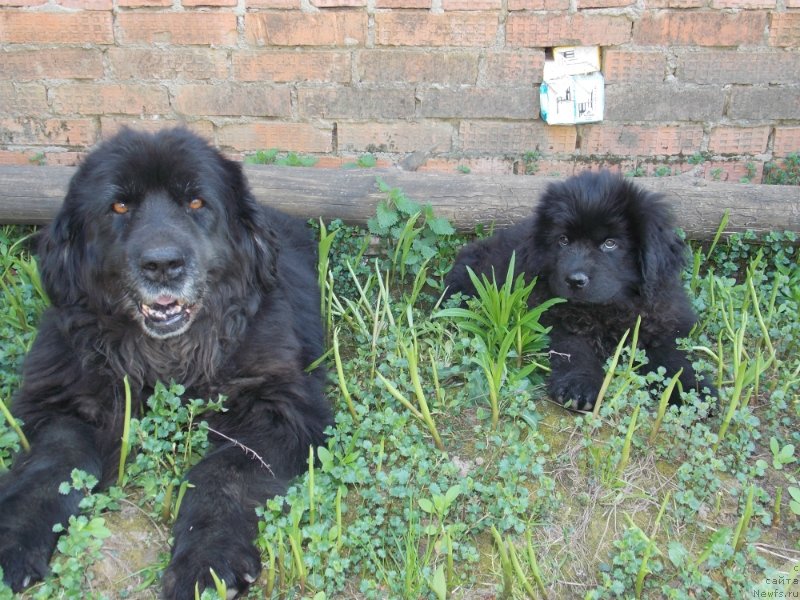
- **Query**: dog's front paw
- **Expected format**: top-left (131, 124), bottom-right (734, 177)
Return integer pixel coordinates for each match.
top-left (161, 535), bottom-right (261, 600)
top-left (549, 375), bottom-right (600, 412)
top-left (0, 529), bottom-right (52, 592)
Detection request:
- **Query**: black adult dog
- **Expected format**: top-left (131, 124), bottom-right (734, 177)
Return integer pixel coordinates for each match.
top-left (0, 128), bottom-right (331, 598)
top-left (445, 170), bottom-right (713, 411)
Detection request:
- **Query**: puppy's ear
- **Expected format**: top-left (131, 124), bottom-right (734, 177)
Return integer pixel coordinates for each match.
top-left (37, 194), bottom-right (89, 307)
top-left (628, 184), bottom-right (687, 300)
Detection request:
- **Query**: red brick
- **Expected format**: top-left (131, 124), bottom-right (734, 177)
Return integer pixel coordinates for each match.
top-left (184, 0), bottom-right (237, 6)
top-left (418, 87), bottom-right (536, 119)
top-left (702, 161), bottom-right (763, 182)
top-left (52, 84), bottom-right (170, 116)
top-left (375, 12), bottom-right (498, 47)
top-left (582, 125), bottom-right (704, 156)
top-left (42, 152), bottom-right (85, 166)
top-left (773, 128), bottom-right (800, 157)
top-left (507, 14), bottom-right (631, 47)
top-left (603, 50), bottom-right (665, 83)
top-left (418, 157), bottom-right (515, 175)
top-left (218, 123), bottom-right (333, 153)
top-left (0, 0), bottom-right (46, 6)
top-left (234, 51), bottom-right (351, 83)
top-left (728, 87), bottom-right (799, 120)
top-left (117, 13), bottom-right (238, 45)
top-left (299, 88), bottom-right (415, 119)
top-left (443, 0), bottom-right (501, 8)
top-left (0, 151), bottom-right (37, 165)
top-left (0, 82), bottom-right (48, 115)
top-left (245, 0), bottom-right (298, 7)
top-left (677, 50), bottom-right (800, 84)
top-left (109, 48), bottom-right (228, 80)
top-left (174, 85), bottom-right (291, 117)
top-left (99, 118), bottom-right (215, 141)
top-left (708, 126), bottom-right (769, 155)
top-left (645, 0), bottom-right (704, 7)
top-left (118, 0), bottom-right (170, 6)
top-left (0, 118), bottom-right (97, 146)
top-left (481, 51), bottom-right (545, 86)
top-left (712, 0), bottom-right (774, 7)
top-left (311, 0), bottom-right (365, 6)
top-left (357, 50), bottom-right (478, 84)
top-left (376, 0), bottom-right (431, 7)
top-left (58, 0), bottom-right (112, 8)
top-left (634, 12), bottom-right (767, 46)
top-left (0, 49), bottom-right (103, 81)
top-left (578, 0), bottom-right (633, 8)
top-left (787, 0), bottom-right (800, 7)
top-left (338, 122), bottom-right (453, 153)
top-left (0, 11), bottom-right (113, 44)
top-left (509, 0), bottom-right (569, 7)
top-left (769, 13), bottom-right (800, 47)
top-left (459, 121), bottom-right (576, 154)
top-left (245, 12), bottom-right (366, 46)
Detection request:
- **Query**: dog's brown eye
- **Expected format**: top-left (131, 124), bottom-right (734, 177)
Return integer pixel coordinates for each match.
top-left (188, 198), bottom-right (204, 210)
top-left (558, 235), bottom-right (569, 246)
top-left (111, 201), bottom-right (128, 215)
top-left (602, 239), bottom-right (618, 250)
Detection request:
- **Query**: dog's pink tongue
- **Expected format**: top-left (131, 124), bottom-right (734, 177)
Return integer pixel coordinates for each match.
top-left (154, 295), bottom-right (176, 306)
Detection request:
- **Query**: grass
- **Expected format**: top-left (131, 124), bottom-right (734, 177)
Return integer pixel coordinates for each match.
top-left (0, 180), bottom-right (799, 598)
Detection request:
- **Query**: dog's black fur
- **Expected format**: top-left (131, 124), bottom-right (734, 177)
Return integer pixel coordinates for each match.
top-left (445, 170), bottom-right (712, 411)
top-left (0, 128), bottom-right (331, 598)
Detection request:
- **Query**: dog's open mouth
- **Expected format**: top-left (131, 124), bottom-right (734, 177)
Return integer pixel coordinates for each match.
top-left (139, 295), bottom-right (197, 338)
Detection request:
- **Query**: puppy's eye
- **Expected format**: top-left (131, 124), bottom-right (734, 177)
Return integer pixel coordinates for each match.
top-left (111, 201), bottom-right (129, 215)
top-left (558, 235), bottom-right (569, 246)
top-left (602, 239), bottom-right (618, 251)
top-left (188, 198), bottom-right (205, 210)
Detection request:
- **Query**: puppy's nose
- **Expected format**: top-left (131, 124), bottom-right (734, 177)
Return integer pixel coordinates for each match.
top-left (566, 272), bottom-right (589, 289)
top-left (140, 247), bottom-right (186, 282)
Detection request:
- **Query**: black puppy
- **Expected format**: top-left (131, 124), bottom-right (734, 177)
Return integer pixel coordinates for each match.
top-left (446, 170), bottom-right (713, 411)
top-left (0, 128), bottom-right (332, 598)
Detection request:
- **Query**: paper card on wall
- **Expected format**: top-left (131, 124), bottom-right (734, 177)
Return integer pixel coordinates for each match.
top-left (540, 71), bottom-right (605, 125)
top-left (551, 46), bottom-right (602, 76)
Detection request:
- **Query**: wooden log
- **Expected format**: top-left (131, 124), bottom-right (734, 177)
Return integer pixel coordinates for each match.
top-left (1, 164), bottom-right (798, 239)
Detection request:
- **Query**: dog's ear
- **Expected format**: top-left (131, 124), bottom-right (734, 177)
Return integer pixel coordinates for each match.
top-left (627, 184), bottom-right (687, 300)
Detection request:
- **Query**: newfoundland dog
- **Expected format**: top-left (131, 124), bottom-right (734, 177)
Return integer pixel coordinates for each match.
top-left (445, 170), bottom-right (713, 411)
top-left (0, 128), bottom-right (331, 598)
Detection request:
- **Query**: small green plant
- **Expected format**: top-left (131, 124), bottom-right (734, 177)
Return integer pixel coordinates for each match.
top-left (653, 165), bottom-right (672, 177)
top-left (763, 152), bottom-right (800, 185)
top-left (688, 152), bottom-right (710, 165)
top-left (788, 487), bottom-right (800, 516)
top-left (769, 437), bottom-right (796, 470)
top-left (625, 165), bottom-right (647, 177)
top-left (244, 149), bottom-right (318, 167)
top-left (456, 164), bottom-right (471, 174)
top-left (343, 153), bottom-right (377, 169)
top-left (522, 150), bottom-right (542, 175)
top-left (29, 152), bottom-right (46, 166)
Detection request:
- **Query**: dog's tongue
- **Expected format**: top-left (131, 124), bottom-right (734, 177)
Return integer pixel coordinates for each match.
top-left (154, 295), bottom-right (177, 306)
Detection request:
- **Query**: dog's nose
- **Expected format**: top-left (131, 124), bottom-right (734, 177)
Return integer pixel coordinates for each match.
top-left (140, 247), bottom-right (186, 282)
top-left (566, 272), bottom-right (589, 289)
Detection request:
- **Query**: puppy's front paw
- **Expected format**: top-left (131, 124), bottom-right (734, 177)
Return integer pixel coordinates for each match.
top-left (0, 530), bottom-right (52, 592)
top-left (161, 536), bottom-right (261, 600)
top-left (549, 376), bottom-right (600, 412)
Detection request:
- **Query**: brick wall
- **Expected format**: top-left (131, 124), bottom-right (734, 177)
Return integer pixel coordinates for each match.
top-left (1, 0), bottom-right (798, 180)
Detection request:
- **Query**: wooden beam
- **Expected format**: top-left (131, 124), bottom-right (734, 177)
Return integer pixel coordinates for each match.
top-left (1, 164), bottom-right (798, 239)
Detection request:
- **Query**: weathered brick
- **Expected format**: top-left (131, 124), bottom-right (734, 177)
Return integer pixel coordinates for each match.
top-left (773, 127), bottom-right (800, 156)
top-left (0, 82), bottom-right (48, 116)
top-left (0, 11), bottom-right (113, 44)
top-left (337, 122), bottom-right (453, 153)
top-left (117, 13), bottom-right (238, 45)
top-left (235, 51), bottom-right (351, 83)
top-left (769, 13), bottom-right (800, 47)
top-left (582, 125), bottom-right (704, 156)
top-left (708, 126), bottom-right (769, 155)
top-left (375, 0), bottom-right (431, 7)
top-left (245, 12), bottom-right (366, 46)
top-left (174, 85), bottom-right (291, 117)
top-left (109, 48), bottom-right (229, 80)
top-left (711, 0), bottom-right (774, 8)
top-left (0, 118), bottom-right (97, 146)
top-left (184, 0), bottom-right (237, 6)
top-left (375, 12), bottom-right (498, 47)
top-left (481, 51), bottom-right (545, 86)
top-left (634, 12), bottom-right (767, 46)
top-left (218, 123), bottom-right (333, 153)
top-left (603, 50), bottom-right (666, 83)
top-left (787, 0), bottom-right (800, 7)
top-left (417, 87), bottom-right (537, 119)
top-left (100, 118), bottom-right (215, 141)
top-left (42, 151), bottom-right (85, 166)
top-left (0, 151), bottom-right (37, 165)
top-left (702, 161), bottom-right (763, 182)
top-left (118, 0), bottom-right (171, 6)
top-left (245, 0), bottom-right (298, 7)
top-left (58, 0), bottom-right (112, 9)
top-left (507, 14), bottom-right (631, 47)
top-left (0, 49), bottom-right (103, 81)
top-left (578, 0), bottom-right (634, 8)
top-left (604, 84), bottom-right (725, 121)
top-left (298, 87), bottom-right (415, 119)
top-left (645, 0), bottom-right (704, 7)
top-left (0, 0), bottom-right (47, 6)
top-left (357, 50), bottom-right (478, 85)
top-left (311, 0), bottom-right (365, 6)
top-left (418, 157), bottom-right (515, 175)
top-left (509, 0), bottom-right (569, 8)
top-left (728, 87), bottom-right (800, 120)
top-left (52, 84), bottom-right (170, 116)
top-left (677, 50), bottom-right (800, 84)
top-left (443, 0), bottom-right (501, 8)
top-left (459, 121), bottom-right (576, 154)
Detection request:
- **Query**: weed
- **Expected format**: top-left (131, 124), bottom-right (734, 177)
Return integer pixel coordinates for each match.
top-left (763, 152), bottom-right (800, 185)
top-left (244, 149), bottom-right (318, 167)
